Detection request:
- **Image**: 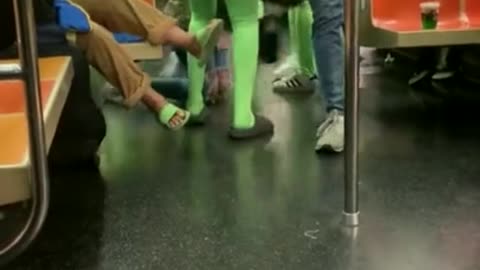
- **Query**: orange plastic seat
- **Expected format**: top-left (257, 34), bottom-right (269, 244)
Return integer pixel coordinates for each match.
top-left (360, 0), bottom-right (480, 47)
top-left (0, 80), bottom-right (54, 114)
top-left (371, 0), bottom-right (462, 32)
top-left (466, 0), bottom-right (480, 28)
top-left (0, 114), bottom-right (28, 165)
top-left (0, 57), bottom-right (73, 206)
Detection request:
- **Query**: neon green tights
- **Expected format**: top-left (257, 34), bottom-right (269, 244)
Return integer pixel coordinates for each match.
top-left (188, 0), bottom-right (258, 129)
top-left (288, 1), bottom-right (316, 76)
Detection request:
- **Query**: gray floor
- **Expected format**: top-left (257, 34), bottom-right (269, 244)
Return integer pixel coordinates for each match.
top-left (2, 49), bottom-right (480, 270)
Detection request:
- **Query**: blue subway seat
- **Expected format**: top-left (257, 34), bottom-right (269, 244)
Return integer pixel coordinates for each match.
top-left (113, 33), bottom-right (144, 44)
top-left (54, 0), bottom-right (91, 32)
top-left (54, 0), bottom-right (144, 44)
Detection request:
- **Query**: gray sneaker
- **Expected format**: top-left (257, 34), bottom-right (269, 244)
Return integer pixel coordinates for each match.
top-left (315, 110), bottom-right (344, 153)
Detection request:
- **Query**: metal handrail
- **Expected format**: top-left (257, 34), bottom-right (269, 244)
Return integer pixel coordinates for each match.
top-left (343, 0), bottom-right (360, 227)
top-left (0, 0), bottom-right (50, 265)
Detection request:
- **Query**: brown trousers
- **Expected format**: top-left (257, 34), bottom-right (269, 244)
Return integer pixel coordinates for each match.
top-left (71, 0), bottom-right (175, 107)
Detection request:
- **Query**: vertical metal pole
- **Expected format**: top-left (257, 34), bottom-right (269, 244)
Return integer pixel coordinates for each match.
top-left (0, 0), bottom-right (50, 265)
top-left (343, 0), bottom-right (360, 227)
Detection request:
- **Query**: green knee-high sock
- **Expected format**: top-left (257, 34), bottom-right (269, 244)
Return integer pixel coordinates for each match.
top-left (226, 0), bottom-right (259, 129)
top-left (288, 1), bottom-right (316, 77)
top-left (187, 0), bottom-right (217, 115)
top-left (288, 6), bottom-right (299, 61)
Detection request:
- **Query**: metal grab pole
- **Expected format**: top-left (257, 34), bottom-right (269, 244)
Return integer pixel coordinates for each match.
top-left (0, 0), bottom-right (50, 265)
top-left (343, 0), bottom-right (360, 227)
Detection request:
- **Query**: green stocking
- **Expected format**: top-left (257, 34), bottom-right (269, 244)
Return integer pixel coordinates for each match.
top-left (288, 1), bottom-right (316, 77)
top-left (187, 0), bottom-right (216, 116)
top-left (188, 0), bottom-right (258, 129)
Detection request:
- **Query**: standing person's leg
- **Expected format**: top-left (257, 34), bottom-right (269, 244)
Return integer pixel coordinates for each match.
top-left (308, 0), bottom-right (345, 152)
top-left (206, 34), bottom-right (231, 105)
top-left (187, 0), bottom-right (217, 121)
top-left (205, 52), bottom-right (219, 104)
top-left (225, 0), bottom-right (273, 138)
top-left (215, 34), bottom-right (232, 93)
top-left (273, 1), bottom-right (316, 93)
top-left (290, 1), bottom-right (316, 77)
top-left (273, 6), bottom-right (300, 79)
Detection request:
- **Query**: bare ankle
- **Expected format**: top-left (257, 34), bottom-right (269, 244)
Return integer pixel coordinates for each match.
top-left (163, 26), bottom-right (200, 56)
top-left (188, 36), bottom-right (201, 58)
top-left (142, 89), bottom-right (167, 112)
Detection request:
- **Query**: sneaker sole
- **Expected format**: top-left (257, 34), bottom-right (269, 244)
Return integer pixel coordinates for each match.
top-left (273, 86), bottom-right (314, 94)
top-left (316, 144), bottom-right (344, 153)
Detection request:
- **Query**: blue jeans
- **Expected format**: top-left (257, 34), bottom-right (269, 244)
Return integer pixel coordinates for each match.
top-left (207, 47), bottom-right (229, 71)
top-left (308, 0), bottom-right (345, 112)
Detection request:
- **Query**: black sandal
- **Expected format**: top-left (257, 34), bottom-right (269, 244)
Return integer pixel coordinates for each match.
top-left (229, 115), bottom-right (274, 140)
top-left (187, 107), bottom-right (209, 126)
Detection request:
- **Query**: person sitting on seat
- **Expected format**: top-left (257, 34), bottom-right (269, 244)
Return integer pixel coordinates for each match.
top-left (33, 0), bottom-right (223, 130)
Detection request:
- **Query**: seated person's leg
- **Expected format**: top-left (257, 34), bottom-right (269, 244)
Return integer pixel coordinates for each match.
top-left (74, 22), bottom-right (189, 129)
top-left (72, 0), bottom-right (222, 65)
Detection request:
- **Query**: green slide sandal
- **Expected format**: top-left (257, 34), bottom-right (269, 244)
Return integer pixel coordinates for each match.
top-left (159, 103), bottom-right (191, 130)
top-left (196, 19), bottom-right (224, 66)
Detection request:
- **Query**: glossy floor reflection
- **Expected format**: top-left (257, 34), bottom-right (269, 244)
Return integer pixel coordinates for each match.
top-left (3, 49), bottom-right (480, 270)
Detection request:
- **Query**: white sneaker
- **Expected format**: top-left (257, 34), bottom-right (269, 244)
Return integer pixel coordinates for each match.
top-left (273, 54), bottom-right (300, 79)
top-left (273, 73), bottom-right (315, 93)
top-left (315, 110), bottom-right (345, 153)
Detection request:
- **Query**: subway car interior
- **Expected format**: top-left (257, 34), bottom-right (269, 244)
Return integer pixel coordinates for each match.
top-left (1, 0), bottom-right (480, 269)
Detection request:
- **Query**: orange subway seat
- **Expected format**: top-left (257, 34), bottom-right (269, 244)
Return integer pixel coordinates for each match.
top-left (371, 0), bottom-right (462, 31)
top-left (0, 80), bottom-right (54, 114)
top-left (0, 114), bottom-right (28, 165)
top-left (466, 0), bottom-right (480, 27)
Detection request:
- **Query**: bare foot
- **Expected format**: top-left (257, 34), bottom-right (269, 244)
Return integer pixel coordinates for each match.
top-left (166, 109), bottom-right (188, 128)
top-left (142, 89), bottom-right (188, 129)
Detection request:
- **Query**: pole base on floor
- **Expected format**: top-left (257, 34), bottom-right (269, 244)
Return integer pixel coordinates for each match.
top-left (342, 211), bottom-right (360, 227)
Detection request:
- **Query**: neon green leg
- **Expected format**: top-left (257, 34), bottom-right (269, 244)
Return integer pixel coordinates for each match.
top-left (187, 0), bottom-right (217, 116)
top-left (226, 0), bottom-right (258, 128)
top-left (288, 1), bottom-right (316, 76)
top-left (189, 0), bottom-right (258, 128)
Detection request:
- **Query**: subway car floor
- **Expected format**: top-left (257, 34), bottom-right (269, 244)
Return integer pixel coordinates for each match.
top-left (3, 49), bottom-right (480, 270)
